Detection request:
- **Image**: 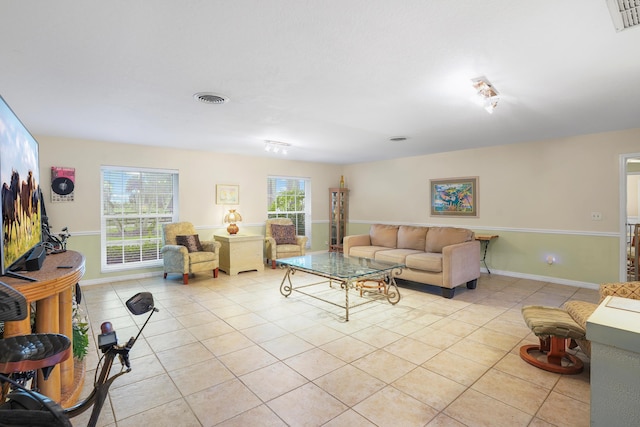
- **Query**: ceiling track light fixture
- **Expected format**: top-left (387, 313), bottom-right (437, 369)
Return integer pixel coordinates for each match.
top-left (471, 77), bottom-right (500, 114)
top-left (264, 140), bottom-right (291, 155)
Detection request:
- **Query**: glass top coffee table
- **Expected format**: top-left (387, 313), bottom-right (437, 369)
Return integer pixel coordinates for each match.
top-left (278, 252), bottom-right (404, 321)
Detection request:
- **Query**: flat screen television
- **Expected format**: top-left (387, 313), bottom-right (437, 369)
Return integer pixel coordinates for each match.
top-left (0, 95), bottom-right (42, 280)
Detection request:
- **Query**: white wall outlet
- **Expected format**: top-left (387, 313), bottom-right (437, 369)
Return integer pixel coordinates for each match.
top-left (591, 212), bottom-right (603, 221)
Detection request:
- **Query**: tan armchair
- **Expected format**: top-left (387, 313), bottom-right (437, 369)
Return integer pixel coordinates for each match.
top-left (265, 218), bottom-right (308, 269)
top-left (563, 281), bottom-right (640, 358)
top-left (519, 282), bottom-right (640, 374)
top-left (161, 221), bottom-right (221, 284)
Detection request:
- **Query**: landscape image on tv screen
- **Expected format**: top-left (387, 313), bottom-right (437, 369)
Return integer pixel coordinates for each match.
top-left (0, 95), bottom-right (42, 275)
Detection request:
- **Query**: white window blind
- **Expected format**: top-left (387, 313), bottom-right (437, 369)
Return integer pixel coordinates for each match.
top-left (100, 166), bottom-right (178, 271)
top-left (267, 176), bottom-right (311, 246)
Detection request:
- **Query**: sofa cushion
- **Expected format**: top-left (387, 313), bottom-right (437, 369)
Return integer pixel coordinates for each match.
top-left (397, 226), bottom-right (428, 251)
top-left (425, 227), bottom-right (473, 253)
top-left (176, 234), bottom-right (203, 252)
top-left (405, 252), bottom-right (443, 273)
top-left (271, 224), bottom-right (297, 244)
top-left (369, 224), bottom-right (399, 248)
top-left (375, 249), bottom-right (422, 265)
top-left (350, 246), bottom-right (389, 259)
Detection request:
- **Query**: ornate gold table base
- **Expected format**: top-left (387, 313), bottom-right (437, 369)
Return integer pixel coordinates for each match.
top-left (279, 268), bottom-right (401, 321)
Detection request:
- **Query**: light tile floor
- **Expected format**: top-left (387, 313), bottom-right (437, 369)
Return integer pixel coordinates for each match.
top-left (73, 268), bottom-right (598, 427)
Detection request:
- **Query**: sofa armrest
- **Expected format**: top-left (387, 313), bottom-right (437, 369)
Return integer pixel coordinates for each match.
top-left (343, 234), bottom-right (371, 257)
top-left (201, 240), bottom-right (221, 254)
top-left (442, 240), bottom-right (480, 288)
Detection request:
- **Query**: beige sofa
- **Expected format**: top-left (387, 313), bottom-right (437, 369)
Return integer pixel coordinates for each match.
top-left (343, 224), bottom-right (480, 298)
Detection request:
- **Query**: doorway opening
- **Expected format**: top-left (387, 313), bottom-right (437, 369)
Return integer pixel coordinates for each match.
top-left (621, 154), bottom-right (640, 281)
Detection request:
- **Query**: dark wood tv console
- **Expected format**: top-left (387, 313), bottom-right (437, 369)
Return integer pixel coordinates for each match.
top-left (3, 250), bottom-right (85, 406)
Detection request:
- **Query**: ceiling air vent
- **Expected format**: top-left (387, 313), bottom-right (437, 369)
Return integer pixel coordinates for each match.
top-left (607, 0), bottom-right (640, 31)
top-left (193, 92), bottom-right (229, 104)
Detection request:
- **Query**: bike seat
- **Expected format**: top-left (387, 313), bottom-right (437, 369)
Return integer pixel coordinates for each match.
top-left (0, 334), bottom-right (71, 377)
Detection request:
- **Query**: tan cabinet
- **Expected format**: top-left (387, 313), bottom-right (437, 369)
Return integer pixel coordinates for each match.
top-left (214, 233), bottom-right (264, 275)
top-left (329, 188), bottom-right (349, 252)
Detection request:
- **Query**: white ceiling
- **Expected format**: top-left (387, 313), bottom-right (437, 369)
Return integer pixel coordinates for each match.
top-left (1, 1), bottom-right (639, 164)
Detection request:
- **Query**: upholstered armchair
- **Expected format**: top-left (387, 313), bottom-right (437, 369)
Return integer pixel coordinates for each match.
top-left (564, 281), bottom-right (640, 358)
top-left (161, 221), bottom-right (221, 284)
top-left (264, 218), bottom-right (308, 269)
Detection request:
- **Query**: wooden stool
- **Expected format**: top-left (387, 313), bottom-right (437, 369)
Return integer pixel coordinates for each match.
top-left (520, 305), bottom-right (586, 375)
top-left (355, 279), bottom-right (387, 297)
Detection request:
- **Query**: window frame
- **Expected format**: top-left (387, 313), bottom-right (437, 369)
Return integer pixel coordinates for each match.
top-left (100, 165), bottom-right (179, 272)
top-left (267, 175), bottom-right (311, 247)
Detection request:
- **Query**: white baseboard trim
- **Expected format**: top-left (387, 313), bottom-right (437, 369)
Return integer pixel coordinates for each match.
top-left (80, 270), bottom-right (163, 286)
top-left (482, 268), bottom-right (599, 290)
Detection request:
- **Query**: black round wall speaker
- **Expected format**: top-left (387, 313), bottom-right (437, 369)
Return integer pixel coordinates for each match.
top-left (51, 177), bottom-right (74, 195)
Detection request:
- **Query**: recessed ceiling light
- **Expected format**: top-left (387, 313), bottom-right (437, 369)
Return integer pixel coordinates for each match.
top-left (193, 92), bottom-right (229, 104)
top-left (389, 136), bottom-right (408, 142)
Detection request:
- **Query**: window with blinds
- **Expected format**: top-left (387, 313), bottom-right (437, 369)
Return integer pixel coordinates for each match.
top-left (101, 166), bottom-right (178, 271)
top-left (267, 176), bottom-right (311, 246)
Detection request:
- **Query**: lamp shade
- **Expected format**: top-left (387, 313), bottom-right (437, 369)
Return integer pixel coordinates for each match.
top-left (223, 209), bottom-right (242, 234)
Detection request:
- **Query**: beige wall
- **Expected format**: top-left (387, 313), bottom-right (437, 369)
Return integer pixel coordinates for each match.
top-left (346, 130), bottom-right (640, 230)
top-left (344, 128), bottom-right (640, 286)
top-left (38, 136), bottom-right (342, 281)
top-left (38, 128), bottom-right (640, 286)
top-left (39, 136), bottom-right (343, 230)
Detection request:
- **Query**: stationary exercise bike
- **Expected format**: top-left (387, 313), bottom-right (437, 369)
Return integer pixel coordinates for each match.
top-left (0, 282), bottom-right (158, 426)
top-left (41, 217), bottom-right (70, 255)
top-left (40, 195), bottom-right (70, 255)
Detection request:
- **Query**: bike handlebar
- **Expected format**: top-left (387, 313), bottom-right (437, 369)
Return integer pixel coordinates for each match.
top-left (1, 291), bottom-right (157, 427)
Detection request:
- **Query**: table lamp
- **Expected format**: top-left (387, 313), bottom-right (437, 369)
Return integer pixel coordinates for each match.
top-left (224, 209), bottom-right (242, 235)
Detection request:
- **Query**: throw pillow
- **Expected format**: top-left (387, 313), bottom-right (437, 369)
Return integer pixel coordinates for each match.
top-left (271, 224), bottom-right (297, 245)
top-left (176, 234), bottom-right (203, 252)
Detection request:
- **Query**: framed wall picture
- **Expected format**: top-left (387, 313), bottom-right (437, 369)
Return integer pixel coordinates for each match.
top-left (216, 184), bottom-right (239, 205)
top-left (430, 176), bottom-right (478, 217)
